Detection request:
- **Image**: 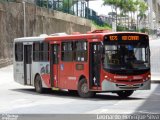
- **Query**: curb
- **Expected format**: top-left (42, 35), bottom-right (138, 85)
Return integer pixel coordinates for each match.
top-left (0, 60), bottom-right (13, 68)
top-left (151, 81), bottom-right (160, 84)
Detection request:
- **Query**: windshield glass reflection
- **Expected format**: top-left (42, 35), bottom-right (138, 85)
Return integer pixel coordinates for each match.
top-left (103, 43), bottom-right (150, 70)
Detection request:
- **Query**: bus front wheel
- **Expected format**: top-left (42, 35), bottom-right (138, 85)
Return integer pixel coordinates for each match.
top-left (78, 78), bottom-right (95, 98)
top-left (116, 90), bottom-right (134, 98)
top-left (34, 75), bottom-right (44, 93)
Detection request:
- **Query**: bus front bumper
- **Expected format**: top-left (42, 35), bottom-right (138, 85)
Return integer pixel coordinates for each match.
top-left (101, 79), bottom-right (151, 91)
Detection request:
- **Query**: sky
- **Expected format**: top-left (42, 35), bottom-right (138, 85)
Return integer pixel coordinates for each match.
top-left (88, 0), bottom-right (112, 16)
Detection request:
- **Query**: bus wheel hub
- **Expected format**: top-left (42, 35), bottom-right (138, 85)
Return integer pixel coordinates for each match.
top-left (81, 83), bottom-right (88, 93)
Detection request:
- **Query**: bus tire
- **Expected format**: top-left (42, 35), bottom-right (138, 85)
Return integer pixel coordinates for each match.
top-left (116, 90), bottom-right (134, 98)
top-left (34, 75), bottom-right (44, 93)
top-left (78, 78), bottom-right (95, 98)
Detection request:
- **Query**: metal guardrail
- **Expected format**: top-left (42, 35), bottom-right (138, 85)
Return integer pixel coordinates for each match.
top-left (0, 0), bottom-right (105, 26)
top-left (36, 0), bottom-right (105, 26)
top-left (0, 0), bottom-right (16, 2)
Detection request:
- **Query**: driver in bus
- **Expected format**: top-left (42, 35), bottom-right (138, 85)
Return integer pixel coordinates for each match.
top-left (115, 45), bottom-right (136, 65)
top-left (125, 45), bottom-right (136, 63)
top-left (125, 45), bottom-right (137, 67)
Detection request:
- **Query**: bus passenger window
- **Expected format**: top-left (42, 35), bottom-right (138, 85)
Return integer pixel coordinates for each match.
top-left (33, 42), bottom-right (40, 61)
top-left (40, 42), bottom-right (49, 61)
top-left (15, 43), bottom-right (23, 61)
top-left (75, 41), bottom-right (87, 62)
top-left (61, 42), bottom-right (74, 61)
top-left (53, 45), bottom-right (59, 64)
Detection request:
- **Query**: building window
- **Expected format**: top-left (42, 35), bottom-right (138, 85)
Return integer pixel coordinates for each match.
top-left (75, 41), bottom-right (87, 62)
top-left (61, 42), bottom-right (74, 61)
top-left (15, 42), bottom-right (23, 61)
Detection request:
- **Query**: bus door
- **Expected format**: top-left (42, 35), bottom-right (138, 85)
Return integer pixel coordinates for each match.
top-left (89, 42), bottom-right (101, 87)
top-left (24, 45), bottom-right (32, 85)
top-left (50, 44), bottom-right (60, 88)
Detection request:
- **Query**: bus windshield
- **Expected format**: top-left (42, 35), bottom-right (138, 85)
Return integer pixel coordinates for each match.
top-left (103, 43), bottom-right (150, 71)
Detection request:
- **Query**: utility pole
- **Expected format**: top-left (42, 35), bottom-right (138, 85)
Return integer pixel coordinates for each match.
top-left (148, 0), bottom-right (154, 30)
top-left (23, 1), bottom-right (26, 37)
top-left (155, 0), bottom-right (159, 30)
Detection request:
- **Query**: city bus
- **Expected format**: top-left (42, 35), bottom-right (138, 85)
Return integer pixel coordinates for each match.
top-left (13, 30), bottom-right (150, 98)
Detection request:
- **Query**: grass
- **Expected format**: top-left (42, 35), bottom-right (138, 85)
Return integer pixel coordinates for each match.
top-left (92, 21), bottom-right (112, 30)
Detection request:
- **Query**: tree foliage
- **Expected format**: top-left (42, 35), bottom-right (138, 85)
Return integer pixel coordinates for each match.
top-left (103, 0), bottom-right (148, 30)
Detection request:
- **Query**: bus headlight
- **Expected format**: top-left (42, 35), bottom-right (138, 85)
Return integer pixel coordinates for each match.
top-left (104, 76), bottom-right (108, 78)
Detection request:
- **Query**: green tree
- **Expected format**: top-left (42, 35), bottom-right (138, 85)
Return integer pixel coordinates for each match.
top-left (119, 0), bottom-right (129, 29)
top-left (103, 0), bottom-right (121, 29)
top-left (103, 0), bottom-right (136, 30)
top-left (136, 1), bottom-right (148, 30)
top-left (119, 0), bottom-right (137, 30)
top-left (103, 0), bottom-right (148, 31)
top-left (128, 0), bottom-right (137, 29)
top-left (62, 0), bottom-right (75, 13)
top-left (138, 1), bottom-right (148, 21)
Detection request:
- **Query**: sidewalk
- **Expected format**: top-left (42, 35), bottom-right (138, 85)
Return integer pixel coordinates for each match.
top-left (0, 65), bottom-right (13, 85)
top-left (149, 35), bottom-right (158, 40)
top-left (151, 73), bottom-right (160, 83)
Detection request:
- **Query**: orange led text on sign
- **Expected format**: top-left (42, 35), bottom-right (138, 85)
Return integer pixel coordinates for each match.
top-left (122, 36), bottom-right (139, 41)
top-left (109, 36), bottom-right (118, 41)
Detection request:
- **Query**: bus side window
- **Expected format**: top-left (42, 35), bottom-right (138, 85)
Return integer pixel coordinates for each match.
top-left (61, 42), bottom-right (74, 61)
top-left (53, 45), bottom-right (59, 64)
top-left (33, 42), bottom-right (40, 61)
top-left (15, 42), bottom-right (23, 61)
top-left (75, 41), bottom-right (87, 62)
top-left (40, 42), bottom-right (49, 61)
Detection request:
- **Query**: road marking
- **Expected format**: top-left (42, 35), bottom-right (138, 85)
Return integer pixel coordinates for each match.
top-left (137, 110), bottom-right (159, 114)
top-left (113, 101), bottom-right (123, 106)
top-left (86, 108), bottom-right (109, 114)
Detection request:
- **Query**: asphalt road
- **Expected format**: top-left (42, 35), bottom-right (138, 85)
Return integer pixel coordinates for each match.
top-left (0, 65), bottom-right (160, 115)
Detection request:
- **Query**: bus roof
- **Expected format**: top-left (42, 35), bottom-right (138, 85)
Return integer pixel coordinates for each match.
top-left (14, 31), bottom-right (148, 43)
top-left (45, 32), bottom-right (148, 42)
top-left (14, 36), bottom-right (46, 42)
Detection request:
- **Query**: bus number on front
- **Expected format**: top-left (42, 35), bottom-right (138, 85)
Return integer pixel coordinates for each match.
top-left (109, 36), bottom-right (118, 41)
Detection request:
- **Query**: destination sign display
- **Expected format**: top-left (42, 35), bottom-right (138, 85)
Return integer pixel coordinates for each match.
top-left (104, 34), bottom-right (149, 45)
top-left (109, 35), bottom-right (139, 41)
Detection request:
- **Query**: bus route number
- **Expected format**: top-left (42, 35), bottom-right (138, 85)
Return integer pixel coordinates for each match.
top-left (109, 36), bottom-right (118, 41)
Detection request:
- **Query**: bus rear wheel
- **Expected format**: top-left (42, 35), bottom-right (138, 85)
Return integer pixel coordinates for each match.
top-left (78, 78), bottom-right (95, 98)
top-left (116, 90), bottom-right (134, 98)
top-left (34, 75), bottom-right (44, 93)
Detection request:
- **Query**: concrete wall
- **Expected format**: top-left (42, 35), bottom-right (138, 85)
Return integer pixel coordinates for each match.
top-left (0, 1), bottom-right (91, 67)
